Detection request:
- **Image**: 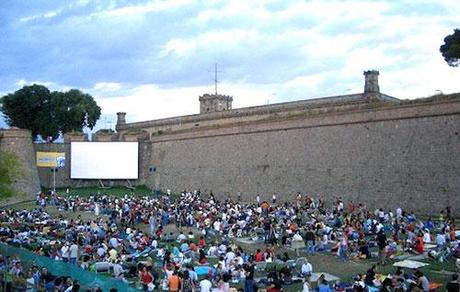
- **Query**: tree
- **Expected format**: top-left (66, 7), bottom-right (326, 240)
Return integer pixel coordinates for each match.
top-left (0, 151), bottom-right (22, 198)
top-left (440, 28), bottom-right (460, 67)
top-left (1, 85), bottom-right (101, 139)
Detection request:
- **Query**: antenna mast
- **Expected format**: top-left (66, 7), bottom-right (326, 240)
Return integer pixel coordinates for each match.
top-left (213, 63), bottom-right (223, 95)
top-left (214, 63), bottom-right (218, 95)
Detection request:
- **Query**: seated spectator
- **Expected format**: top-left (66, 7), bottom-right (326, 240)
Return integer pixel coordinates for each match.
top-left (301, 259), bottom-right (313, 277)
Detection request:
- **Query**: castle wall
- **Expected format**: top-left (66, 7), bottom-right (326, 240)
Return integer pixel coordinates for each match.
top-left (34, 143), bottom-right (70, 189)
top-left (33, 97), bottom-right (460, 216)
top-left (0, 129), bottom-right (41, 204)
top-left (140, 99), bottom-right (460, 215)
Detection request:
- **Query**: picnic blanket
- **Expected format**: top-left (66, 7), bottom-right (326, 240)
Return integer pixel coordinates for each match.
top-left (194, 266), bottom-right (210, 276)
top-left (424, 244), bottom-right (437, 250)
top-left (309, 272), bottom-right (340, 282)
top-left (393, 260), bottom-right (429, 269)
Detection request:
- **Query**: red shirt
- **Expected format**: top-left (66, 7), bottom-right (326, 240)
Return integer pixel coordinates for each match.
top-left (255, 252), bottom-right (264, 262)
top-left (141, 271), bottom-right (153, 284)
top-left (198, 238), bottom-right (206, 248)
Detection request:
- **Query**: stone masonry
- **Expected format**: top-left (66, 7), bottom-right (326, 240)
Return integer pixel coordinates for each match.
top-left (0, 128), bottom-right (41, 204)
top-left (35, 72), bottom-right (460, 215)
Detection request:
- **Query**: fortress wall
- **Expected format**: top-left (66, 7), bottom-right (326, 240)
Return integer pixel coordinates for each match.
top-left (142, 102), bottom-right (460, 215)
top-left (34, 143), bottom-right (70, 189)
top-left (0, 129), bottom-right (40, 203)
top-left (32, 98), bottom-right (460, 215)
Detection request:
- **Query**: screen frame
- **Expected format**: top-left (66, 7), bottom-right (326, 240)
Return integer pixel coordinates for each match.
top-left (70, 141), bottom-right (139, 179)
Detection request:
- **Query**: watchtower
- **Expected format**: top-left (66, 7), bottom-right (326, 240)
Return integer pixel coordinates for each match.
top-left (199, 93), bottom-right (233, 114)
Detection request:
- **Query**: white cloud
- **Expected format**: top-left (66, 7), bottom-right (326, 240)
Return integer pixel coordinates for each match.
top-left (93, 82), bottom-right (122, 91)
top-left (3, 0), bottom-right (460, 125)
top-left (20, 9), bottom-right (63, 23)
top-left (97, 0), bottom-right (196, 18)
top-left (14, 79), bottom-right (70, 91)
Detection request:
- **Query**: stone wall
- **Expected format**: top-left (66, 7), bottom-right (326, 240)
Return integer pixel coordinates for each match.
top-left (138, 97), bottom-right (460, 216)
top-left (34, 143), bottom-right (70, 189)
top-left (0, 128), bottom-right (40, 204)
top-left (34, 96), bottom-right (460, 215)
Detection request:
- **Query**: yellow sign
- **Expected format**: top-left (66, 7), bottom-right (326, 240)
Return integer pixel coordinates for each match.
top-left (36, 152), bottom-right (66, 168)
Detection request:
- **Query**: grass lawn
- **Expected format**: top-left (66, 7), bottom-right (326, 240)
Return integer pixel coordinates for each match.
top-left (46, 185), bottom-right (156, 197)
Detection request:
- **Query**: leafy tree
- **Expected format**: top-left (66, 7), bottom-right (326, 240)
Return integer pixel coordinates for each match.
top-left (0, 151), bottom-right (22, 198)
top-left (440, 28), bottom-right (460, 67)
top-left (1, 85), bottom-right (101, 138)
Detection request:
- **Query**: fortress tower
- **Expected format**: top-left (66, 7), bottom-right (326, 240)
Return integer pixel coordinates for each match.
top-left (0, 128), bottom-right (40, 203)
top-left (364, 70), bottom-right (380, 93)
top-left (199, 93), bottom-right (233, 114)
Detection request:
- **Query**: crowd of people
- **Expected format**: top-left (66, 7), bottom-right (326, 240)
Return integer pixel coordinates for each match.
top-left (0, 189), bottom-right (459, 291)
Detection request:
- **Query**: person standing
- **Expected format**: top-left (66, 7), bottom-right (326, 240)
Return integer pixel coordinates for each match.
top-left (94, 202), bottom-right (100, 216)
top-left (415, 232), bottom-right (424, 255)
top-left (338, 235), bottom-right (348, 262)
top-left (244, 262), bottom-right (256, 292)
top-left (376, 230), bottom-right (387, 265)
top-left (272, 193), bottom-right (277, 204)
top-left (169, 270), bottom-right (181, 292)
top-left (139, 266), bottom-right (155, 292)
top-left (199, 274), bottom-right (212, 292)
top-left (304, 227), bottom-right (316, 254)
top-left (180, 271), bottom-right (194, 292)
top-left (148, 214), bottom-right (156, 236)
top-left (69, 242), bottom-right (78, 265)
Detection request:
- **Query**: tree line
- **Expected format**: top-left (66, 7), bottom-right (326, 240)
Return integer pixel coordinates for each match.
top-left (1, 85), bottom-right (101, 139)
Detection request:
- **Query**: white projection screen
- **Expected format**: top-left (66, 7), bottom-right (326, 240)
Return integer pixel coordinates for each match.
top-left (71, 142), bottom-right (139, 179)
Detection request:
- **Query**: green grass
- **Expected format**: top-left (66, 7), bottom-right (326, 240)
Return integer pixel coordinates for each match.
top-left (47, 185), bottom-right (155, 197)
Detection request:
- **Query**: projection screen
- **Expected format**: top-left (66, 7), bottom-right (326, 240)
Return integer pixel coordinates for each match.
top-left (71, 142), bottom-right (139, 179)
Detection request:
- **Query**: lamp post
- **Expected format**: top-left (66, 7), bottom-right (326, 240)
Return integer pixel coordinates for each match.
top-left (51, 167), bottom-right (58, 193)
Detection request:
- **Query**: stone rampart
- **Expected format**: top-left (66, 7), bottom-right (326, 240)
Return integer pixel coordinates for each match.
top-left (0, 128), bottom-right (40, 204)
top-left (135, 96), bottom-right (460, 216)
top-left (33, 95), bottom-right (460, 215)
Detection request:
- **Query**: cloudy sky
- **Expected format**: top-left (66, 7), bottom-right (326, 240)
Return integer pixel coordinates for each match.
top-left (1, 0), bottom-right (459, 130)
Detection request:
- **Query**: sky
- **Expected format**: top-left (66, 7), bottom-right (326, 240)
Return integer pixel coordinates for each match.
top-left (1, 0), bottom-right (459, 131)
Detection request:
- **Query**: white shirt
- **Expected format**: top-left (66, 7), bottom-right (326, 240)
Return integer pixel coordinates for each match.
top-left (113, 263), bottom-right (124, 277)
top-left (69, 244), bottom-right (78, 258)
top-left (293, 233), bottom-right (303, 241)
top-left (225, 251), bottom-right (235, 265)
top-left (109, 237), bottom-right (119, 248)
top-left (100, 245), bottom-right (109, 255)
top-left (436, 234), bottom-right (446, 246)
top-left (423, 232), bottom-right (431, 243)
top-left (177, 233), bottom-right (186, 242)
top-left (302, 281), bottom-right (310, 292)
top-left (200, 279), bottom-right (212, 292)
top-left (61, 245), bottom-right (69, 258)
top-left (301, 262), bottom-right (313, 274)
top-left (213, 221), bottom-right (221, 231)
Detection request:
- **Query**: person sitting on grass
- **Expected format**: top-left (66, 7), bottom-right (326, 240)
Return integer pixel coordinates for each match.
top-left (301, 259), bottom-right (313, 277)
top-left (254, 249), bottom-right (264, 262)
top-left (318, 275), bottom-right (331, 292)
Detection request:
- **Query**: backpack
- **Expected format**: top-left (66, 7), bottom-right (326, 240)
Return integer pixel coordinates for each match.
top-left (182, 278), bottom-right (194, 292)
